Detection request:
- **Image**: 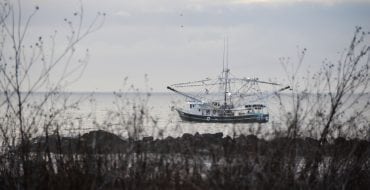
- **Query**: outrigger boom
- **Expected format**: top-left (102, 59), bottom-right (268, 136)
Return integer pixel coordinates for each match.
top-left (167, 86), bottom-right (203, 102)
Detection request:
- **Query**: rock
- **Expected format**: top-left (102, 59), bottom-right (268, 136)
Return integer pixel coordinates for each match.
top-left (181, 133), bottom-right (193, 140)
top-left (142, 136), bottom-right (154, 142)
top-left (30, 130), bottom-right (127, 153)
top-left (80, 130), bottom-right (127, 153)
top-left (201, 132), bottom-right (223, 143)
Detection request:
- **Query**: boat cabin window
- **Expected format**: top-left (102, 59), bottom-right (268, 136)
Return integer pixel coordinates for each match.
top-left (252, 104), bottom-right (265, 108)
top-left (212, 102), bottom-right (220, 107)
top-left (252, 104), bottom-right (265, 109)
top-left (190, 104), bottom-right (195, 109)
top-left (245, 105), bottom-right (252, 110)
top-left (206, 110), bottom-right (210, 115)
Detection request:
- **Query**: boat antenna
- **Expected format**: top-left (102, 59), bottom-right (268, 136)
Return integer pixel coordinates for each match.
top-left (226, 37), bottom-right (229, 73)
top-left (222, 38), bottom-right (226, 77)
top-left (224, 37), bottom-right (229, 107)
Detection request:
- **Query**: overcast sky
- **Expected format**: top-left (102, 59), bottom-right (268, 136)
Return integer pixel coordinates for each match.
top-left (22, 0), bottom-right (370, 92)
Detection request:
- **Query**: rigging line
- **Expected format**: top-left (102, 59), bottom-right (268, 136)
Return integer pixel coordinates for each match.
top-left (249, 92), bottom-right (274, 103)
top-left (250, 85), bottom-right (291, 102)
top-left (234, 80), bottom-right (252, 95)
top-left (234, 86), bottom-right (258, 104)
top-left (172, 82), bottom-right (218, 88)
top-left (172, 80), bottom-right (246, 88)
top-left (231, 78), bottom-right (280, 86)
top-left (170, 78), bottom-right (212, 87)
top-left (259, 85), bottom-right (269, 109)
top-left (198, 82), bottom-right (219, 100)
top-left (220, 73), bottom-right (279, 85)
top-left (248, 85), bottom-right (273, 103)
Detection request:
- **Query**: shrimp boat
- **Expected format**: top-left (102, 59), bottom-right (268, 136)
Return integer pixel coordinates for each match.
top-left (167, 46), bottom-right (290, 123)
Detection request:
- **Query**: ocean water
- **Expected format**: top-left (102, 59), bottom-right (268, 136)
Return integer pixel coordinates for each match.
top-left (1, 92), bottom-right (369, 139)
top-left (57, 92), bottom-right (284, 138)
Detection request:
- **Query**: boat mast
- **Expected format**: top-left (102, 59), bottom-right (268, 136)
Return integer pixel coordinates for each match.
top-left (223, 38), bottom-right (229, 107)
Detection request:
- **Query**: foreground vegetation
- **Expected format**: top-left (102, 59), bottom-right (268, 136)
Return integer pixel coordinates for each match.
top-left (0, 130), bottom-right (368, 189)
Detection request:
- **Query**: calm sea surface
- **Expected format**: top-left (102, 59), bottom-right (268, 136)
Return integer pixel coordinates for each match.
top-left (2, 92), bottom-right (369, 139)
top-left (58, 92), bottom-right (285, 138)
